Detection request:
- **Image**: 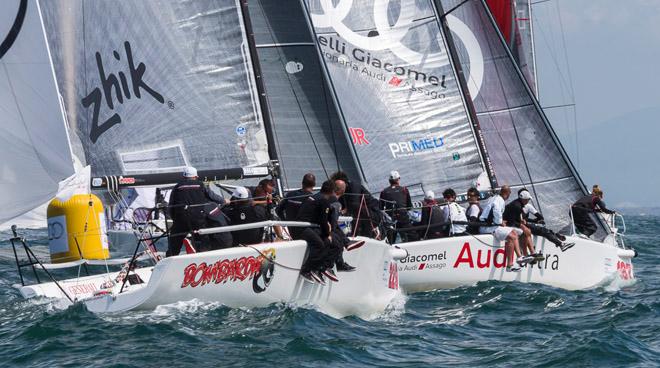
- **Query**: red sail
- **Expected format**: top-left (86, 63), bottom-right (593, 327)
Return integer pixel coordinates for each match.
top-left (486, 0), bottom-right (514, 43)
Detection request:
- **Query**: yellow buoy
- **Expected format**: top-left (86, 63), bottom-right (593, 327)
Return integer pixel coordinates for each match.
top-left (47, 194), bottom-right (109, 263)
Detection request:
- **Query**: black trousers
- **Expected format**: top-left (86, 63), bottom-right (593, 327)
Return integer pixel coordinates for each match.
top-left (167, 217), bottom-right (205, 257)
top-left (298, 228), bottom-right (330, 273)
top-left (571, 208), bottom-right (597, 237)
top-left (526, 223), bottom-right (563, 247)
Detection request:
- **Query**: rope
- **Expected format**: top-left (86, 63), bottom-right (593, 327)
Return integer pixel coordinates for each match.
top-left (240, 243), bottom-right (301, 271)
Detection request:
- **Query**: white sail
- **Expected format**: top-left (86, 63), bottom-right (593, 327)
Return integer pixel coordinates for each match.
top-left (0, 0), bottom-right (75, 224)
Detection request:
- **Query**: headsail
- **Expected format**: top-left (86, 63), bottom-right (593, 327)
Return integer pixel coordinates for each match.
top-left (39, 0), bottom-right (270, 178)
top-left (301, 0), bottom-right (491, 197)
top-left (247, 0), bottom-right (360, 189)
top-left (486, 0), bottom-right (538, 96)
top-left (441, 0), bottom-right (601, 236)
top-left (0, 0), bottom-right (75, 224)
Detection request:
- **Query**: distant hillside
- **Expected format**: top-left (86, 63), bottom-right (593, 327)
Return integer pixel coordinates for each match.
top-left (575, 107), bottom-right (660, 208)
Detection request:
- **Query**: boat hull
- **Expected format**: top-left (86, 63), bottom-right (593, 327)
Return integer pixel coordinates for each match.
top-left (395, 234), bottom-right (636, 292)
top-left (18, 238), bottom-right (400, 319)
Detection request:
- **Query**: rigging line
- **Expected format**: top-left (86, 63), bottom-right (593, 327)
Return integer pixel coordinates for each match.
top-left (555, 0), bottom-right (580, 168)
top-left (479, 2), bottom-right (543, 213)
top-left (530, 0), bottom-right (551, 5)
top-left (254, 2), bottom-right (329, 180)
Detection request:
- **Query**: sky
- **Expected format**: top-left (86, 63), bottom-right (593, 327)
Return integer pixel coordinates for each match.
top-left (531, 0), bottom-right (660, 208)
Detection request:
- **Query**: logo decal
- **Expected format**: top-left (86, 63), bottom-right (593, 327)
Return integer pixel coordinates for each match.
top-left (388, 136), bottom-right (444, 158)
top-left (181, 248), bottom-right (276, 294)
top-left (0, 0), bottom-right (27, 60)
top-left (349, 127), bottom-right (370, 145)
top-left (309, 0), bottom-right (484, 98)
top-left (82, 41), bottom-right (165, 143)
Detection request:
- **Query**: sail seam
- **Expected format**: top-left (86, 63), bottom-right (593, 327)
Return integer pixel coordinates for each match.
top-left (475, 103), bottom-right (534, 116)
top-left (255, 42), bottom-right (315, 48)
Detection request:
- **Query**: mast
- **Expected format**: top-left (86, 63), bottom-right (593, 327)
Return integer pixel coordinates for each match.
top-left (432, 0), bottom-right (498, 190)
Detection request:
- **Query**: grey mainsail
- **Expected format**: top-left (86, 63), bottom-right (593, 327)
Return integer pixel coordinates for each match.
top-left (301, 0), bottom-right (491, 197)
top-left (39, 0), bottom-right (270, 178)
top-left (247, 0), bottom-right (359, 190)
top-left (441, 0), bottom-right (603, 236)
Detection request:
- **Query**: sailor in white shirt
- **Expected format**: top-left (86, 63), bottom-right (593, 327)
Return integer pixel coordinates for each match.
top-left (441, 189), bottom-right (468, 235)
top-left (478, 186), bottom-right (525, 272)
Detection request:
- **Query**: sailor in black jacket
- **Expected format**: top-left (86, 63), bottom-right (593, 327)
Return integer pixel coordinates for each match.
top-left (167, 166), bottom-right (226, 257)
top-left (276, 173), bottom-right (316, 239)
top-left (223, 186), bottom-right (267, 247)
top-left (295, 180), bottom-right (338, 283)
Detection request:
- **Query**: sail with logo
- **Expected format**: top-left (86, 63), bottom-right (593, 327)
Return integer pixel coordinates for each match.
top-left (247, 0), bottom-right (360, 189)
top-left (301, 0), bottom-right (493, 198)
top-left (38, 0), bottom-right (270, 181)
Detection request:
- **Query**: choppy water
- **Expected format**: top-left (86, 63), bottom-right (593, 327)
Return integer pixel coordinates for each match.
top-left (0, 216), bottom-right (658, 367)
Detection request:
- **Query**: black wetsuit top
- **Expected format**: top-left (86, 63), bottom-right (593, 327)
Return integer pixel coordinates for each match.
top-left (276, 189), bottom-right (314, 220)
top-left (503, 198), bottom-right (525, 228)
top-left (380, 185), bottom-right (412, 223)
top-left (296, 193), bottom-right (333, 237)
top-left (573, 194), bottom-right (615, 214)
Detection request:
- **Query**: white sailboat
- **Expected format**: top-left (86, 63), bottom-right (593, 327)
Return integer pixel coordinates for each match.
top-left (302, 0), bottom-right (637, 292)
top-left (5, 0), bottom-right (404, 317)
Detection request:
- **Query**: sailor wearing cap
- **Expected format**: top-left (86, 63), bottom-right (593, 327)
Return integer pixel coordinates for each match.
top-left (379, 170), bottom-right (414, 243)
top-left (223, 186), bottom-right (267, 246)
top-left (503, 189), bottom-right (544, 265)
top-left (167, 166), bottom-right (226, 257)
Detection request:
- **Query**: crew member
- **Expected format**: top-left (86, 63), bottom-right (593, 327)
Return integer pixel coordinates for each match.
top-left (331, 171), bottom-right (380, 238)
top-left (329, 179), bottom-right (360, 273)
top-left (442, 189), bottom-right (468, 236)
top-left (479, 186), bottom-right (526, 272)
top-left (503, 189), bottom-right (543, 260)
top-left (379, 171), bottom-right (413, 243)
top-left (295, 180), bottom-right (339, 284)
top-left (466, 187), bottom-right (481, 234)
top-left (223, 186), bottom-right (267, 246)
top-left (276, 173), bottom-right (316, 239)
top-left (518, 188), bottom-right (574, 252)
top-left (419, 191), bottom-right (446, 239)
top-left (167, 166), bottom-right (225, 257)
top-left (571, 185), bottom-right (615, 237)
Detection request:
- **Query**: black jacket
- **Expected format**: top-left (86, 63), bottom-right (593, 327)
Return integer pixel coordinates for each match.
top-left (296, 193), bottom-right (333, 237)
top-left (224, 202), bottom-right (266, 246)
top-left (380, 185), bottom-right (412, 223)
top-left (276, 189), bottom-right (314, 220)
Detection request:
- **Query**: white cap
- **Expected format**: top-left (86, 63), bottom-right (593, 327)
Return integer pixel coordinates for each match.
top-left (183, 166), bottom-right (198, 178)
top-left (232, 186), bottom-right (249, 199)
top-left (424, 190), bottom-right (435, 200)
top-left (389, 170), bottom-right (401, 180)
top-left (519, 190), bottom-right (532, 200)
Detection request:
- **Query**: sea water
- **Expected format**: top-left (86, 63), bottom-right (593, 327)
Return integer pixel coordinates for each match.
top-left (0, 216), bottom-right (658, 367)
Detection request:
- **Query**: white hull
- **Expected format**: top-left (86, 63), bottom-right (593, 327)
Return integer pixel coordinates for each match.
top-left (17, 238), bottom-right (401, 319)
top-left (396, 234), bottom-right (636, 292)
